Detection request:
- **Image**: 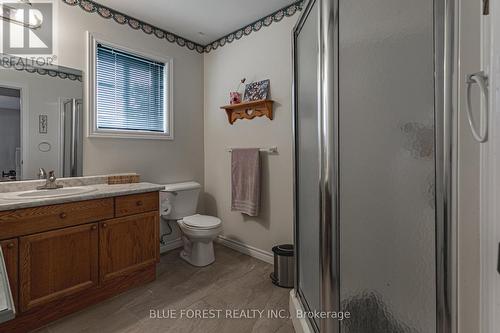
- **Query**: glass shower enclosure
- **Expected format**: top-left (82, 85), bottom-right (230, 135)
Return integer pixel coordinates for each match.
top-left (61, 98), bottom-right (83, 177)
top-left (292, 0), bottom-right (455, 332)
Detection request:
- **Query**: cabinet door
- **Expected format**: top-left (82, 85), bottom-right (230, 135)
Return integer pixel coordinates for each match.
top-left (1, 238), bottom-right (18, 311)
top-left (19, 223), bottom-right (98, 312)
top-left (99, 211), bottom-right (158, 283)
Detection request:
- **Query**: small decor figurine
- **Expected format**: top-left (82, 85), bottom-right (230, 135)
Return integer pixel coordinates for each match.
top-left (230, 78), bottom-right (246, 104)
top-left (243, 79), bottom-right (270, 101)
top-left (230, 91), bottom-right (241, 105)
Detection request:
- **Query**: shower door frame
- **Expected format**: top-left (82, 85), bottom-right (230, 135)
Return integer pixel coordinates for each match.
top-left (292, 1), bottom-right (322, 332)
top-left (291, 0), bottom-right (320, 332)
top-left (291, 0), bottom-right (457, 332)
top-left (292, 0), bottom-right (340, 331)
top-left (292, 0), bottom-right (316, 326)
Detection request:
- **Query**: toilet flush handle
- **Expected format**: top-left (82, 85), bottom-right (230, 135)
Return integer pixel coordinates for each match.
top-left (161, 190), bottom-right (177, 216)
top-left (163, 200), bottom-right (173, 216)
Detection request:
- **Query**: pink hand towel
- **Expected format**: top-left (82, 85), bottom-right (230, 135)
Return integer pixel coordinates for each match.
top-left (231, 148), bottom-right (261, 216)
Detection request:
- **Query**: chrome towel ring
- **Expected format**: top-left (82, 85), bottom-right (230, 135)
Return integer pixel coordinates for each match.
top-left (465, 71), bottom-right (489, 143)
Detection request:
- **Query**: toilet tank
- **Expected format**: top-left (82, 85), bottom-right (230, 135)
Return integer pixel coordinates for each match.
top-left (160, 181), bottom-right (201, 220)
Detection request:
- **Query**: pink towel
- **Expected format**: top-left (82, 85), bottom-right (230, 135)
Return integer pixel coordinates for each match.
top-left (231, 148), bottom-right (261, 216)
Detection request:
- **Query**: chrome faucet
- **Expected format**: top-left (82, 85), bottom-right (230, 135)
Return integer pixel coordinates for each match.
top-left (37, 168), bottom-right (47, 179)
top-left (37, 171), bottom-right (63, 190)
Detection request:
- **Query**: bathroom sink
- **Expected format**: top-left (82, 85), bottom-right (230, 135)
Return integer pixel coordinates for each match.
top-left (0, 186), bottom-right (97, 200)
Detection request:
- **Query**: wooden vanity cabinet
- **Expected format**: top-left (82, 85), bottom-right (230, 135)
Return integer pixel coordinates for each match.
top-left (19, 223), bottom-right (99, 312)
top-left (1, 238), bottom-right (18, 309)
top-left (0, 191), bottom-right (159, 333)
top-left (99, 211), bottom-right (159, 283)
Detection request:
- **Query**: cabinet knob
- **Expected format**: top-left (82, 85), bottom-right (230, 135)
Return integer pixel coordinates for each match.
top-left (91, 225), bottom-right (97, 230)
top-left (7, 243), bottom-right (14, 249)
top-left (59, 212), bottom-right (67, 219)
top-left (136, 200), bottom-right (143, 207)
top-left (102, 223), bottom-right (108, 228)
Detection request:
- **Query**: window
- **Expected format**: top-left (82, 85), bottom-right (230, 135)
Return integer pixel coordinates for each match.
top-left (88, 34), bottom-right (172, 139)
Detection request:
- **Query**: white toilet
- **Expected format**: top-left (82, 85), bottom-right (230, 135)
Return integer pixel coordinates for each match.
top-left (160, 181), bottom-right (222, 267)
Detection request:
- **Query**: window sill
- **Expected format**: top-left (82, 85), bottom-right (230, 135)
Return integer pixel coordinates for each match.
top-left (88, 131), bottom-right (174, 140)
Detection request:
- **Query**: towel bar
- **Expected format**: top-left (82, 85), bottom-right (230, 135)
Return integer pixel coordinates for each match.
top-left (226, 146), bottom-right (278, 153)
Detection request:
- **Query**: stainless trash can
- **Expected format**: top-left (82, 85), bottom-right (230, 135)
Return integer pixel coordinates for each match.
top-left (270, 244), bottom-right (294, 288)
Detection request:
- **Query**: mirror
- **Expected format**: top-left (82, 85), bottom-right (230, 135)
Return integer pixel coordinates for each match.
top-left (0, 59), bottom-right (83, 182)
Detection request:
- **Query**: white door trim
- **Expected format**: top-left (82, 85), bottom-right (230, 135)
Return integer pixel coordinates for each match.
top-left (480, 1), bottom-right (500, 332)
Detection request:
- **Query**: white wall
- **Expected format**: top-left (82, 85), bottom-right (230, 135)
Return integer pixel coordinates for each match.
top-left (56, 3), bottom-right (205, 185)
top-left (203, 15), bottom-right (297, 254)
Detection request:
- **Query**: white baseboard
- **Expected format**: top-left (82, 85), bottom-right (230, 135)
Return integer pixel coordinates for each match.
top-left (289, 290), bottom-right (314, 333)
top-left (160, 238), bottom-right (183, 254)
top-left (216, 235), bottom-right (274, 264)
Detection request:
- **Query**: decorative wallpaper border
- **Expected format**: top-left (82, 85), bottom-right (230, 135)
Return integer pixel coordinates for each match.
top-left (204, 1), bottom-right (304, 53)
top-left (61, 0), bottom-right (304, 54)
top-left (62, 0), bottom-right (205, 53)
top-left (0, 59), bottom-right (83, 81)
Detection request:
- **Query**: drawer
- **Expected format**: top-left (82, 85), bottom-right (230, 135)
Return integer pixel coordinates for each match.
top-left (0, 198), bottom-right (114, 239)
top-left (115, 192), bottom-right (159, 217)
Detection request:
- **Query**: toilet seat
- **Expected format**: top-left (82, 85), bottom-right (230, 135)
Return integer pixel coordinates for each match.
top-left (182, 214), bottom-right (221, 229)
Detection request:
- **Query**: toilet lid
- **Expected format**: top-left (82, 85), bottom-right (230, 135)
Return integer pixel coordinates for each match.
top-left (182, 214), bottom-right (221, 229)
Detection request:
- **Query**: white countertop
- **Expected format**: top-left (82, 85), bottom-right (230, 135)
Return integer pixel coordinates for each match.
top-left (0, 182), bottom-right (165, 212)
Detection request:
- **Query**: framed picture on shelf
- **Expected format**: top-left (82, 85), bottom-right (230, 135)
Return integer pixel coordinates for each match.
top-left (243, 79), bottom-right (270, 101)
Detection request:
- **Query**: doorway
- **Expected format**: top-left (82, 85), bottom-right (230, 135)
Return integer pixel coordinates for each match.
top-left (0, 86), bottom-right (21, 181)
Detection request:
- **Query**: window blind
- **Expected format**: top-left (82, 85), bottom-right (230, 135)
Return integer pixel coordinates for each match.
top-left (96, 43), bottom-right (166, 133)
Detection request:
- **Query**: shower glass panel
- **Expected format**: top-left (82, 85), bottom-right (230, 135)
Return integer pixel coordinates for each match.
top-left (293, 0), bottom-right (447, 331)
top-left (339, 0), bottom-right (436, 332)
top-left (62, 99), bottom-right (83, 178)
top-left (294, 0), bottom-right (320, 330)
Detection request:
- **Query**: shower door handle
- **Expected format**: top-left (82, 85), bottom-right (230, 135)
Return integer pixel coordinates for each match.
top-left (465, 71), bottom-right (489, 143)
top-left (497, 243), bottom-right (500, 274)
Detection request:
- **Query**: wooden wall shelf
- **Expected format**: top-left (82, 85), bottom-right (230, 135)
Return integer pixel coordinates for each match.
top-left (220, 99), bottom-right (274, 125)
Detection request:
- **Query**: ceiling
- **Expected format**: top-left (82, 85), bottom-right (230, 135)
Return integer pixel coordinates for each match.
top-left (97, 0), bottom-right (297, 45)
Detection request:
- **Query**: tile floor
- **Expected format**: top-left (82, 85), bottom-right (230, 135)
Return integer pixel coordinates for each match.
top-left (37, 244), bottom-right (294, 333)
